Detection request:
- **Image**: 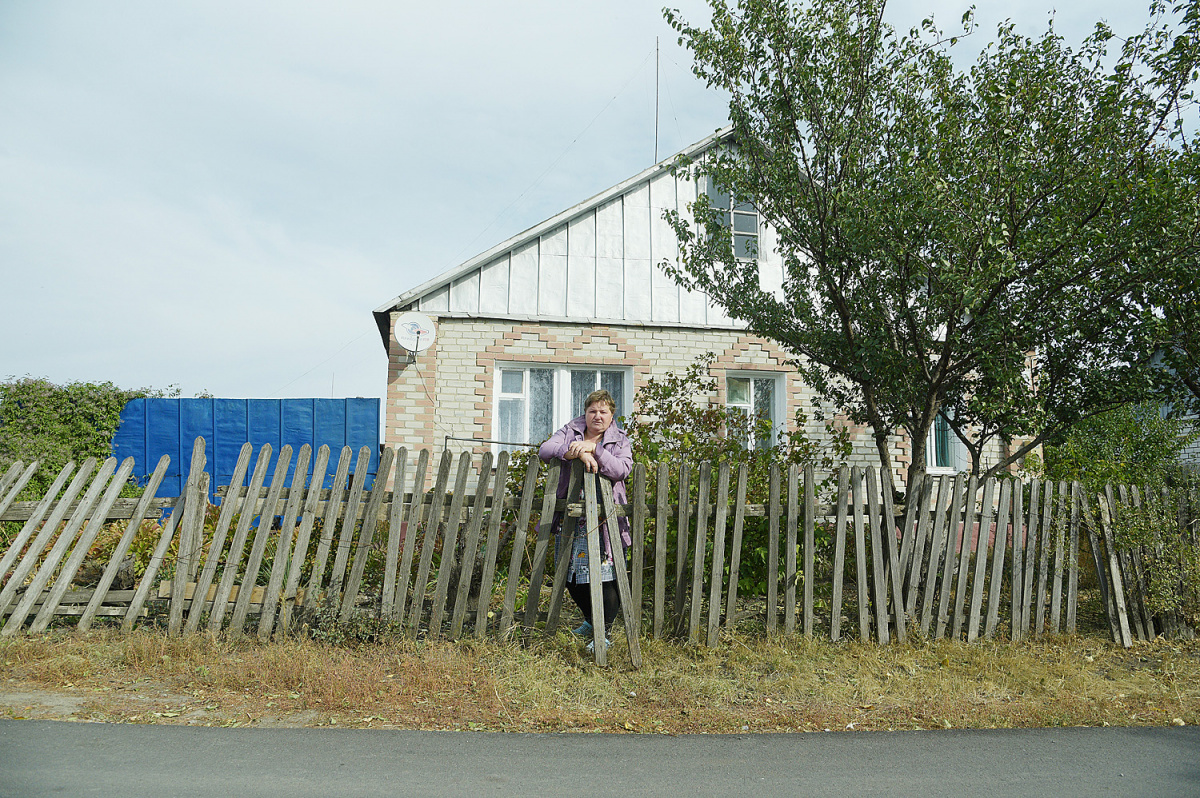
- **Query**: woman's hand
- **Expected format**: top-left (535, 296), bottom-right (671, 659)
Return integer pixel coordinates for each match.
top-left (565, 440), bottom-right (597, 459)
top-left (579, 451), bottom-right (599, 473)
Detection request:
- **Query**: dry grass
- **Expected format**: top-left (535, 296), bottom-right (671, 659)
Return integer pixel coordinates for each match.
top-left (1, 629), bottom-right (1197, 733)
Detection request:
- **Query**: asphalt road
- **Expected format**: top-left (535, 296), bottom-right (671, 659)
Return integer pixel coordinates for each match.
top-left (2, 721), bottom-right (1197, 797)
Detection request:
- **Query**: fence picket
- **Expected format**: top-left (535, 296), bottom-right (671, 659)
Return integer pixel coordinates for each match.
top-left (949, 475), bottom-right (978, 641)
top-left (583, 470), bottom-right (606, 666)
top-left (784, 464), bottom-right (799, 636)
top-left (880, 470), bottom-right (906, 643)
top-left (1094, 491), bottom-right (1134, 647)
top-left (229, 446), bottom-right (292, 638)
top-left (1066, 482), bottom-right (1081, 634)
top-left (500, 456), bottom-right (539, 635)
top-left (80, 454), bottom-right (171, 631)
top-left (450, 452), bottom-right (493, 639)
top-left (865, 468), bottom-right (890, 644)
top-left (410, 451), bottom-right (454, 633)
top-left (340, 446), bottom-right (396, 624)
top-left (184, 443), bottom-right (253, 634)
top-left (304, 446), bottom-right (353, 611)
top-left (328, 447), bottom-right (373, 596)
top-left (984, 478), bottom-right (1012, 640)
top-left (935, 474), bottom-right (966, 640)
top-left (766, 463), bottom-right (780, 635)
top-left (830, 467), bottom-right (849, 642)
top-left (1033, 480), bottom-right (1055, 637)
top-left (599, 478), bottom-right (642, 669)
top-left (851, 467), bottom-right (870, 641)
top-left (1049, 481), bottom-right (1070, 634)
top-left (523, 460), bottom-right (560, 632)
top-left (31, 458), bottom-right (136, 633)
top-left (545, 463), bottom-right (585, 635)
top-left (653, 462), bottom-right (669, 639)
top-left (428, 453), bottom-right (473, 635)
top-left (966, 478), bottom-right (996, 643)
top-left (210, 446), bottom-right (273, 632)
top-left (474, 451), bottom-right (510, 640)
top-left (278, 444), bottom-right (332, 634)
top-left (707, 461), bottom-right (730, 647)
top-left (673, 462), bottom-right (693, 635)
top-left (258, 445), bottom-right (314, 641)
top-left (379, 447), bottom-right (410, 621)
top-left (918, 475), bottom-right (951, 637)
top-left (905, 476), bottom-right (935, 618)
top-left (631, 463), bottom-right (647, 633)
top-left (1020, 479), bottom-right (1041, 637)
top-left (0, 461), bottom-right (38, 521)
top-left (724, 464), bottom-right (748, 635)
top-left (688, 463), bottom-right (711, 643)
top-left (123, 490), bottom-right (187, 632)
top-left (170, 438), bottom-right (208, 633)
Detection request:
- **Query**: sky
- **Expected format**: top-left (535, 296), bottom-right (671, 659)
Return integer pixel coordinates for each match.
top-left (0, 0), bottom-right (1154, 405)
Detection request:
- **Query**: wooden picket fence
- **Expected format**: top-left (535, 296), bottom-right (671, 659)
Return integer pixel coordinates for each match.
top-left (1, 438), bottom-right (1196, 667)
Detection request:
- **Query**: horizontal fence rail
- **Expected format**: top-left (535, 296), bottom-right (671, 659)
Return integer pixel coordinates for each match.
top-left (1, 440), bottom-right (1196, 666)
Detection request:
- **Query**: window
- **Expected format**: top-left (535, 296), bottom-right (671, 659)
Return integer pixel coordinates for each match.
top-left (928, 412), bottom-right (966, 472)
top-left (706, 179), bottom-right (758, 260)
top-left (726, 373), bottom-right (782, 450)
top-left (494, 365), bottom-right (629, 452)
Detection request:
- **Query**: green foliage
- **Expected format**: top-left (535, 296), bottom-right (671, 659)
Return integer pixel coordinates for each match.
top-left (1110, 485), bottom-right (1200, 630)
top-left (1042, 404), bottom-right (1197, 493)
top-left (664, 0), bottom-right (1200, 484)
top-left (0, 377), bottom-right (166, 499)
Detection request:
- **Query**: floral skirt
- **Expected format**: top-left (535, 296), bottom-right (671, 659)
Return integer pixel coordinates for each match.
top-left (556, 516), bottom-right (614, 585)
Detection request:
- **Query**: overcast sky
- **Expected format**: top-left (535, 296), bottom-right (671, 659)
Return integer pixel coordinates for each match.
top-left (0, 0), bottom-right (1152, 404)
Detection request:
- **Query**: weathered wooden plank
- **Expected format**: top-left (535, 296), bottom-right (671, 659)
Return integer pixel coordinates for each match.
top-left (865, 468), bottom-right (890, 643)
top-left (724, 464), bottom-right (748, 635)
top-left (228, 446), bottom-right (292, 638)
top-left (1126, 485), bottom-right (1156, 640)
top-left (169, 439), bottom-right (208, 635)
top-left (1020, 478), bottom-right (1042, 637)
top-left (522, 459), bottom-right (560, 631)
top-left (905, 476), bottom-right (935, 618)
top-left (184, 443), bottom-right (253, 634)
top-left (123, 490), bottom-right (187, 632)
top-left (209, 445), bottom-right (273, 632)
top-left (784, 464), bottom-right (799, 636)
top-left (409, 450), bottom-right (454, 633)
top-left (1033, 480), bottom-right (1055, 637)
top-left (475, 451), bottom-right (510, 640)
top-left (258, 445), bottom-right (314, 641)
top-left (0, 461), bottom-right (37, 521)
top-left (500, 456), bottom-right (539, 635)
top-left (328, 447), bottom-right (373, 596)
top-left (653, 462), bottom-right (669, 640)
top-left (451, 452), bottom-right (494, 639)
top-left (984, 478), bottom-right (1012, 640)
top-left (1, 494), bottom-right (178, 523)
top-left (672, 462), bottom-right (693, 634)
top-left (1094, 491), bottom-right (1134, 648)
top-left (379, 447), bottom-right (410, 621)
top-left (766, 463), bottom-right (780, 635)
top-left (1066, 482), bottom-right (1081, 634)
top-left (829, 467), bottom-right (849, 642)
top-left (879, 469), bottom-right (906, 643)
top-left (339, 447), bottom-right (396, 623)
top-left (688, 463), bottom-right (711, 643)
top-left (80, 454), bottom-right (171, 632)
top-left (278, 444), bottom-right (332, 635)
top-left (0, 460), bottom-right (91, 618)
top-left (392, 449), bottom-right (431, 627)
top-left (630, 463), bottom-right (647, 634)
top-left (1010, 478), bottom-right (1026, 640)
top-left (803, 465), bottom-right (816, 638)
top-left (428, 452), bottom-right (473, 634)
top-left (1049, 481), bottom-right (1070, 634)
top-left (935, 474), bottom-right (966, 640)
top-left (949, 475), bottom-right (978, 641)
top-left (897, 473), bottom-right (924, 601)
top-left (600, 477), bottom-right (642, 669)
top-left (966, 478), bottom-right (997, 643)
top-left (918, 475), bottom-right (951, 637)
top-left (32, 457), bottom-right (137, 633)
top-left (3, 458), bottom-right (115, 634)
top-left (544, 462), bottom-right (584, 635)
top-left (1079, 490), bottom-right (1122, 643)
top-left (706, 461), bottom-right (730, 647)
top-left (583, 471), bottom-right (607, 666)
top-left (1108, 485), bottom-right (1147, 642)
top-left (304, 446), bottom-right (353, 611)
top-left (851, 466), bottom-right (870, 641)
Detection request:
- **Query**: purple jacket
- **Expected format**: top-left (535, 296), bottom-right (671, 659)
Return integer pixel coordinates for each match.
top-left (538, 416), bottom-right (633, 557)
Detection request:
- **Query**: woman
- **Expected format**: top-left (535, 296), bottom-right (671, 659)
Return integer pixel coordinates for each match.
top-left (538, 389), bottom-right (633, 649)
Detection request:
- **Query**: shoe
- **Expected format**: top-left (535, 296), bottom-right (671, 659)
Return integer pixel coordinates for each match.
top-left (572, 621), bottom-right (593, 637)
top-left (585, 637), bottom-right (611, 654)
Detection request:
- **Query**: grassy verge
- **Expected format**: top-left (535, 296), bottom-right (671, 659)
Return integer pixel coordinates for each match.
top-left (1, 630), bottom-right (1197, 733)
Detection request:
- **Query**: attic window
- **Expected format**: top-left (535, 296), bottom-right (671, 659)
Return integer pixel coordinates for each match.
top-left (706, 179), bottom-right (759, 260)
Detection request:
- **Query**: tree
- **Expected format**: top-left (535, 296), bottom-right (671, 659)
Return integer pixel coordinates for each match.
top-left (663, 0), bottom-right (1200, 486)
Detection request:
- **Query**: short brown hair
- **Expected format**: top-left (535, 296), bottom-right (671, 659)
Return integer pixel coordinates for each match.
top-left (584, 389), bottom-right (616, 414)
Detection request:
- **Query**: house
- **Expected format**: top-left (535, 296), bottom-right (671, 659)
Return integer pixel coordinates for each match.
top-left (372, 128), bottom-right (983, 480)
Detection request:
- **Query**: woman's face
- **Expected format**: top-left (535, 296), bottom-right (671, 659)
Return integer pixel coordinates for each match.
top-left (584, 401), bottom-right (614, 437)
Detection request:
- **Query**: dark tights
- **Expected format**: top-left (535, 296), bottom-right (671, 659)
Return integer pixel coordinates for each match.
top-left (566, 579), bottom-right (620, 636)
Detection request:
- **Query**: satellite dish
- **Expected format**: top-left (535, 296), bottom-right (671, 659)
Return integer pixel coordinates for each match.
top-left (394, 312), bottom-right (436, 352)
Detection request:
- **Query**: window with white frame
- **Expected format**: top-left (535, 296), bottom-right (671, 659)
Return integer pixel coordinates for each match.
top-left (726, 373), bottom-right (783, 450)
top-left (494, 365), bottom-right (630, 452)
top-left (928, 412), bottom-right (966, 472)
top-left (706, 179), bottom-right (759, 260)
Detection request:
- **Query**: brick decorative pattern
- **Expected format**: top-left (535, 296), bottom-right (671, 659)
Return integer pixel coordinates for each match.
top-left (384, 313), bottom-right (1008, 482)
